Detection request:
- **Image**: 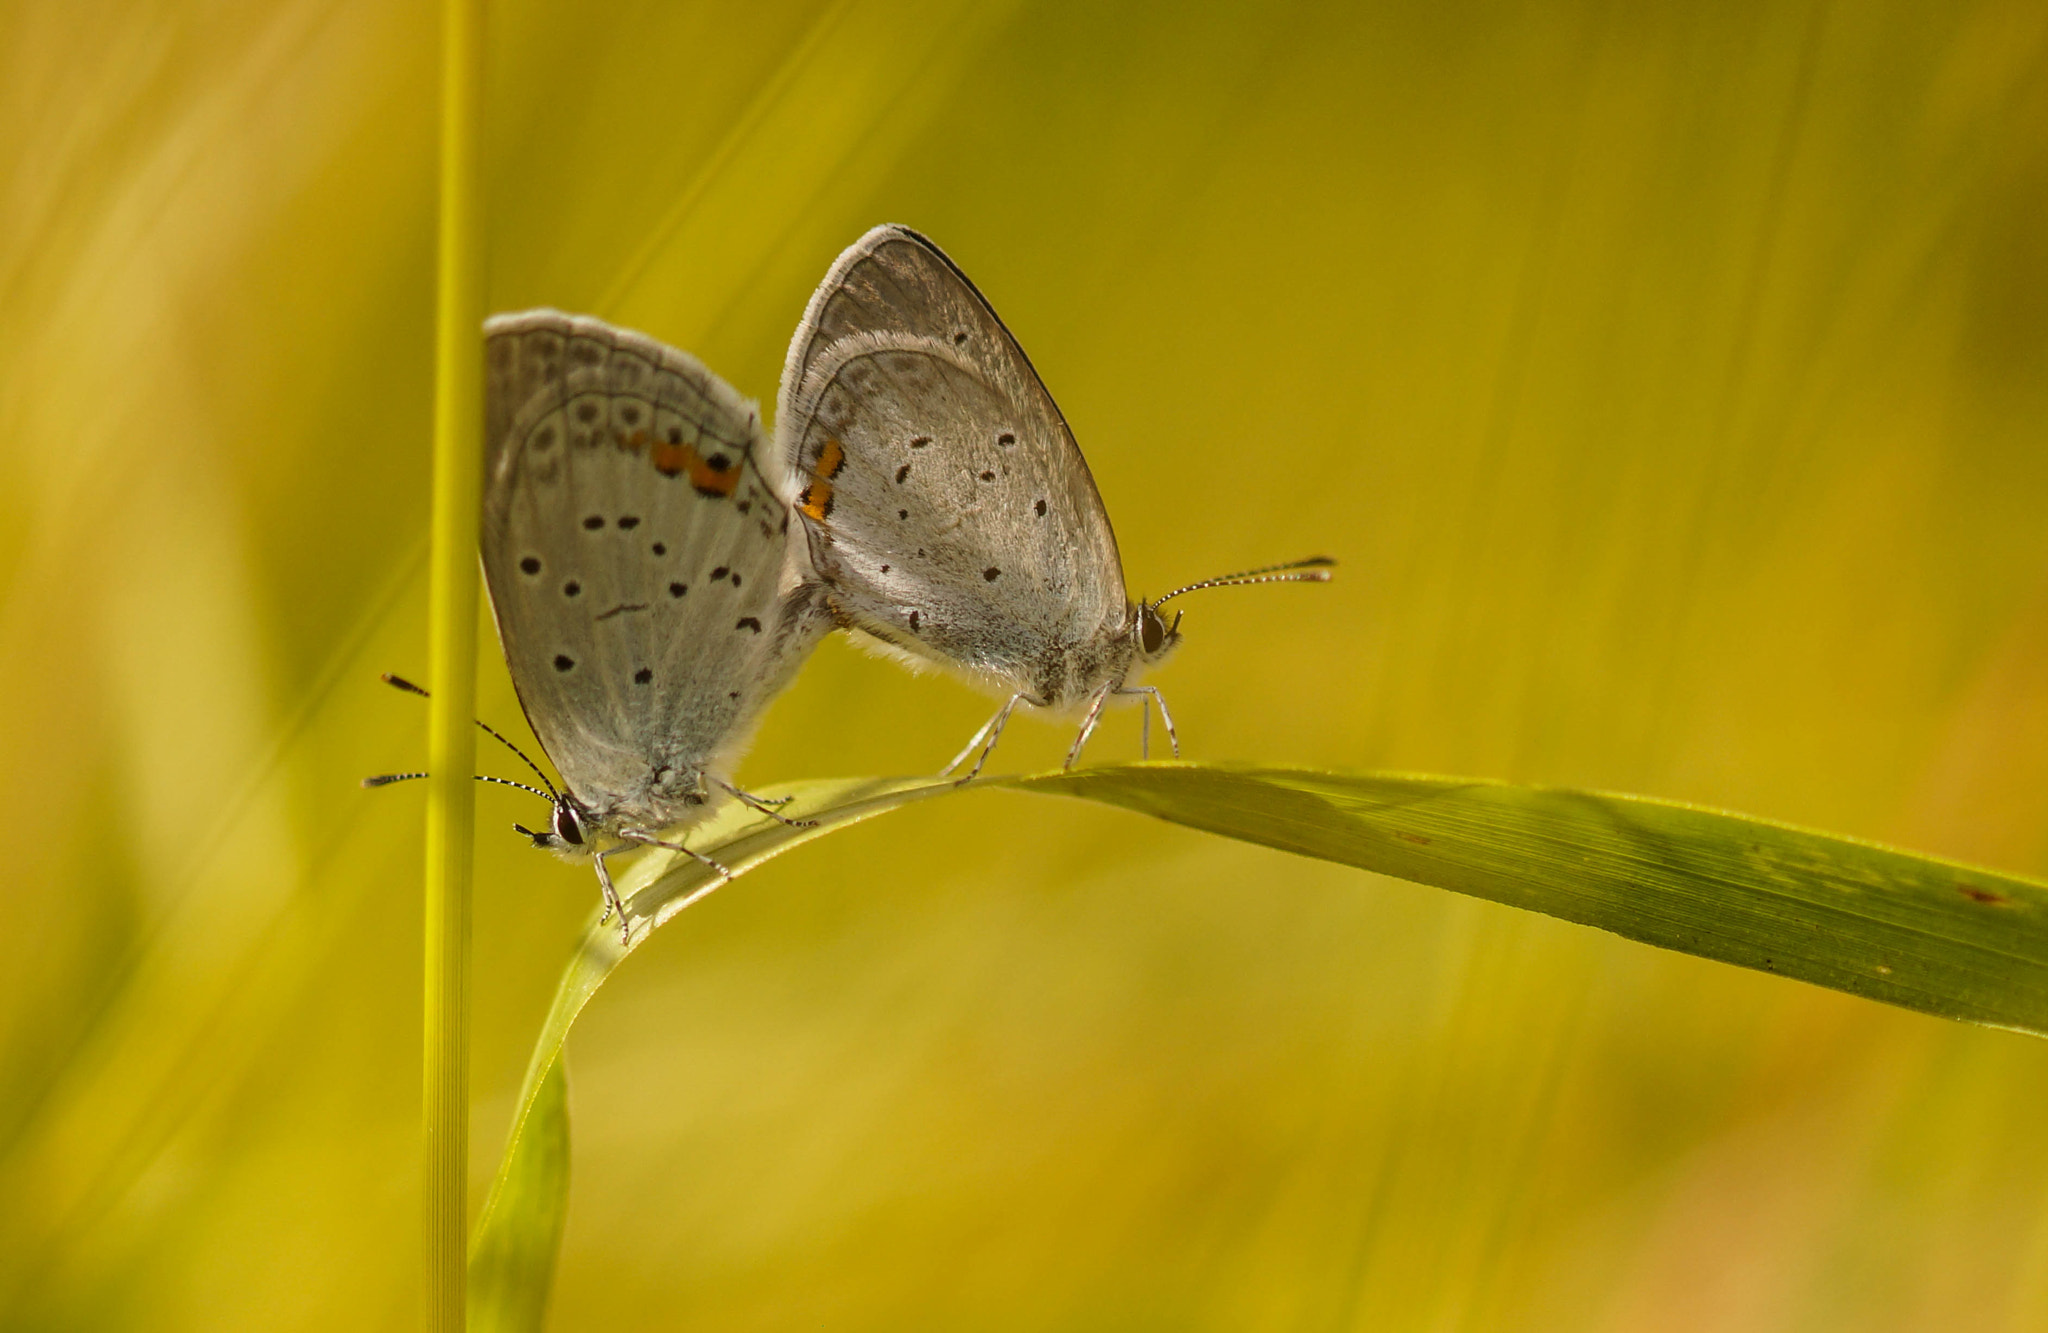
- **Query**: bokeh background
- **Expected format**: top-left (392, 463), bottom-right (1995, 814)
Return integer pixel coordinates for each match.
top-left (5, 0), bottom-right (2048, 1327)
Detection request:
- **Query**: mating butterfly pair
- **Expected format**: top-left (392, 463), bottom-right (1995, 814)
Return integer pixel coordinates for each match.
top-left (375, 227), bottom-right (1330, 935)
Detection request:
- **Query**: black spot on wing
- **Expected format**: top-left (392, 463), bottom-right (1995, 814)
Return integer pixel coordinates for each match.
top-left (634, 667), bottom-right (652, 684)
top-left (669, 582), bottom-right (687, 597)
top-left (983, 567), bottom-right (1001, 581)
top-left (618, 515), bottom-right (640, 529)
top-left (737, 617), bottom-right (762, 633)
top-left (563, 580), bottom-right (580, 597)
top-left (520, 556), bottom-right (541, 574)
top-left (1035, 499), bottom-right (1047, 517)
top-left (583, 515), bottom-right (604, 530)
top-left (553, 654), bottom-right (575, 672)
top-left (896, 464), bottom-right (911, 484)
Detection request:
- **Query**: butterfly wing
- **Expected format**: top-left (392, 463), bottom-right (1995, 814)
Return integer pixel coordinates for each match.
top-left (484, 310), bottom-right (823, 828)
top-left (776, 226), bottom-right (1128, 706)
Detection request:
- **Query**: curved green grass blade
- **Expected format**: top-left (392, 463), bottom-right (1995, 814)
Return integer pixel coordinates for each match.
top-left (467, 1060), bottom-right (567, 1333)
top-left (1015, 764), bottom-right (2048, 1034)
top-left (469, 762), bottom-right (2048, 1329)
top-left (466, 775), bottom-right (956, 1332)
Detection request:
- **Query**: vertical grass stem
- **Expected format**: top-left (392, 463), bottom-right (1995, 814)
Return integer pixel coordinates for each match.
top-left (425, 0), bottom-right (485, 1325)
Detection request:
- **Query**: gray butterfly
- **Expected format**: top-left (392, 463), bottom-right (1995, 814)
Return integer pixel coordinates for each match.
top-left (479, 310), bottom-right (827, 930)
top-left (777, 225), bottom-right (1331, 778)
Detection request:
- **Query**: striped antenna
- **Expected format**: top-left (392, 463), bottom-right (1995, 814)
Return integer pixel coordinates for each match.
top-left (359, 771), bottom-right (556, 804)
top-left (1153, 556), bottom-right (1335, 606)
top-left (378, 672), bottom-right (560, 799)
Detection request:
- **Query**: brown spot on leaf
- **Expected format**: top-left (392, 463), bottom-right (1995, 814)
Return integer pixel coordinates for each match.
top-left (1957, 883), bottom-right (2012, 906)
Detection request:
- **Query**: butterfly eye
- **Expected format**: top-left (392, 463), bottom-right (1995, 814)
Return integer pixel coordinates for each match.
top-left (552, 801), bottom-right (585, 846)
top-left (1138, 605), bottom-right (1167, 656)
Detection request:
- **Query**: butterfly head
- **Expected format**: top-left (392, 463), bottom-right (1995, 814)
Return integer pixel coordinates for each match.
top-left (1131, 600), bottom-right (1185, 667)
top-left (516, 791), bottom-right (594, 854)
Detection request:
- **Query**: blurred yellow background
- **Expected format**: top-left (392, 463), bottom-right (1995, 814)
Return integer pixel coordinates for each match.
top-left (5, 0), bottom-right (2048, 1327)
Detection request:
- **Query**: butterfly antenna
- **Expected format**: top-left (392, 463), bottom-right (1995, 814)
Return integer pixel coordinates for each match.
top-left (380, 672), bottom-right (561, 799)
top-left (360, 771), bottom-right (557, 803)
top-left (1153, 556), bottom-right (1336, 606)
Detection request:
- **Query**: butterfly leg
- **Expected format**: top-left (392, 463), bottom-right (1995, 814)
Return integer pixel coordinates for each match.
top-left (1065, 684), bottom-right (1117, 770)
top-left (619, 827), bottom-right (734, 883)
top-left (943, 693), bottom-right (1027, 782)
top-left (590, 848), bottom-right (631, 945)
top-left (1114, 686), bottom-right (1179, 760)
top-left (717, 778), bottom-right (817, 828)
top-left (941, 708), bottom-right (1001, 777)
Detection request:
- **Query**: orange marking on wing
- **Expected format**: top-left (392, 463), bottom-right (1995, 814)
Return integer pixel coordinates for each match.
top-left (650, 440), bottom-right (686, 475)
top-left (796, 436), bottom-right (844, 521)
top-left (798, 479), bottom-right (834, 522)
top-left (687, 452), bottom-right (741, 496)
top-left (649, 433), bottom-right (741, 496)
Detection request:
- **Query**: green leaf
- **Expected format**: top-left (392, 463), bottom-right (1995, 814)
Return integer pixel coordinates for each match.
top-left (1014, 765), bottom-right (2048, 1034)
top-left (468, 763), bottom-right (2048, 1328)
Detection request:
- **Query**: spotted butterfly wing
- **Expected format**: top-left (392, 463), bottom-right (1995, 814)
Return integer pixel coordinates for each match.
top-left (776, 225), bottom-right (1129, 707)
top-left (484, 310), bottom-right (822, 832)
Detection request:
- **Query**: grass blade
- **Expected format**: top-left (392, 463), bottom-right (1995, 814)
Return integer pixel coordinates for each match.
top-left (467, 776), bottom-right (956, 1329)
top-left (1016, 764), bottom-right (2048, 1035)
top-left (422, 0), bottom-right (485, 1325)
top-left (471, 762), bottom-right (2048, 1324)
top-left (469, 1061), bottom-right (568, 1333)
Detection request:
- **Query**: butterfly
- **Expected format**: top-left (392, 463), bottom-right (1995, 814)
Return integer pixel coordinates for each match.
top-left (776, 225), bottom-right (1331, 778)
top-left (465, 310), bottom-right (827, 934)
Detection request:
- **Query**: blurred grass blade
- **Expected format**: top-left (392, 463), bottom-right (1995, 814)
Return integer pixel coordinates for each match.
top-left (1016, 765), bottom-right (2048, 1034)
top-left (468, 1061), bottom-right (567, 1333)
top-left (472, 762), bottom-right (2048, 1325)
top-left (466, 775), bottom-right (956, 1331)
top-left (423, 0), bottom-right (485, 1324)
